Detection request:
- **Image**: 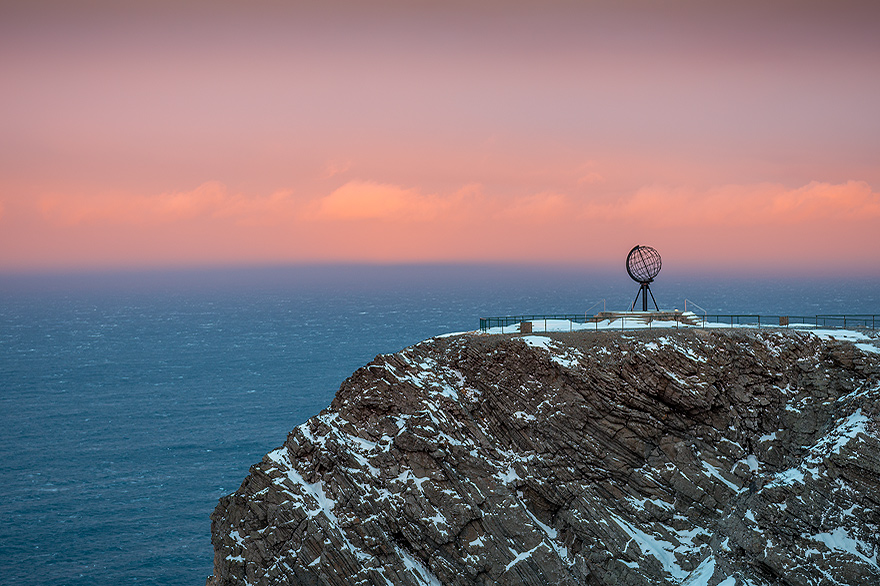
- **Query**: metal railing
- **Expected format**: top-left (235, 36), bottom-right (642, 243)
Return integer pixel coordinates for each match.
top-left (479, 314), bottom-right (879, 332)
top-left (703, 314), bottom-right (878, 329)
top-left (479, 314), bottom-right (592, 332)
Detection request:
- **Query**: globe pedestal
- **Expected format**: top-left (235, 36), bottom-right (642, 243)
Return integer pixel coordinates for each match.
top-left (633, 281), bottom-right (659, 312)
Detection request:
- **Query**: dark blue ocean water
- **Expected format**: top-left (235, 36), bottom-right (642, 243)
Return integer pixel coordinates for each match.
top-left (2, 264), bottom-right (878, 586)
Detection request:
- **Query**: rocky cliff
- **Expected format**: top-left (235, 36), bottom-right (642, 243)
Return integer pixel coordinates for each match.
top-left (206, 329), bottom-right (880, 586)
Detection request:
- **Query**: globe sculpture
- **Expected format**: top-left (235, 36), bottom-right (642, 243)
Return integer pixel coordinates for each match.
top-left (626, 245), bottom-right (661, 311)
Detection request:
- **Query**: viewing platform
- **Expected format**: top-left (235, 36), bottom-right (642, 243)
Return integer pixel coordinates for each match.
top-left (479, 313), bottom-right (880, 334)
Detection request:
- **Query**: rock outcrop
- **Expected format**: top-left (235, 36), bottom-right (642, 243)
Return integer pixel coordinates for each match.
top-left (207, 329), bottom-right (880, 586)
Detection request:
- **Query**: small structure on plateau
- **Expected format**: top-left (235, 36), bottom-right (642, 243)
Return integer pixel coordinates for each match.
top-left (626, 245), bottom-right (662, 311)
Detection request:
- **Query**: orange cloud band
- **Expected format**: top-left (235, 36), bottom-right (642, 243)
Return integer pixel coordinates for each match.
top-left (30, 179), bottom-right (879, 228)
top-left (2, 179), bottom-right (876, 271)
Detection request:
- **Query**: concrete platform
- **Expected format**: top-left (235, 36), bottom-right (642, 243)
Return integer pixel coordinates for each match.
top-left (594, 310), bottom-right (703, 326)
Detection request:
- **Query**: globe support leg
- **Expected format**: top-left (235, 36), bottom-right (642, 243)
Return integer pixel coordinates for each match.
top-left (647, 285), bottom-right (659, 311)
top-left (631, 287), bottom-right (642, 311)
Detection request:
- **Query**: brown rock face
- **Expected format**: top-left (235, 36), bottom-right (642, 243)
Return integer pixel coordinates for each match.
top-left (206, 329), bottom-right (880, 586)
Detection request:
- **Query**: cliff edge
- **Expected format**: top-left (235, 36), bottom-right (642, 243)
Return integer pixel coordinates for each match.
top-left (207, 329), bottom-right (880, 586)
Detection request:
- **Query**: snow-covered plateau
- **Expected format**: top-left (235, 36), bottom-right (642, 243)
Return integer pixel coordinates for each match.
top-left (207, 328), bottom-right (880, 586)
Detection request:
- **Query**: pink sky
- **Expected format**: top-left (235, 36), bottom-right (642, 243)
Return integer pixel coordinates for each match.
top-left (2, 1), bottom-right (879, 274)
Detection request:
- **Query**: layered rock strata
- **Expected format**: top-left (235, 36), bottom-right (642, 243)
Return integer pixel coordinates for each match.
top-left (207, 329), bottom-right (880, 586)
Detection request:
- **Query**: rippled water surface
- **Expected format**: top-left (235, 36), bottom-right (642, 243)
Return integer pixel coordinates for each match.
top-left (1, 265), bottom-right (877, 585)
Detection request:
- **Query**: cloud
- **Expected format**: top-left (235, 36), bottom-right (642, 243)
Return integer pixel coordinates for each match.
top-left (14, 177), bottom-right (878, 272)
top-left (581, 180), bottom-right (880, 226)
top-left (321, 160), bottom-right (352, 179)
top-left (497, 192), bottom-right (570, 221)
top-left (574, 160), bottom-right (604, 186)
top-left (311, 180), bottom-right (584, 226)
top-left (763, 181), bottom-right (880, 222)
top-left (312, 180), bottom-right (480, 221)
top-left (577, 171), bottom-right (604, 186)
top-left (38, 182), bottom-right (298, 226)
top-left (32, 179), bottom-right (879, 235)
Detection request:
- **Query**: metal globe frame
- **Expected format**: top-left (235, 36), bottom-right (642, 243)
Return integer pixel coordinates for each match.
top-left (626, 245), bottom-right (661, 311)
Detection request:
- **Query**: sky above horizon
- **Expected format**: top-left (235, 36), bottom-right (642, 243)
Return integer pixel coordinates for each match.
top-left (2, 1), bottom-right (879, 275)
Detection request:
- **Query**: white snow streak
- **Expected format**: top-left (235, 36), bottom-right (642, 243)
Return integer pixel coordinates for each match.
top-left (681, 556), bottom-right (715, 586)
top-left (396, 545), bottom-right (443, 586)
top-left (701, 461), bottom-right (742, 492)
top-left (521, 335), bottom-right (583, 368)
top-left (505, 544), bottom-right (542, 571)
top-left (609, 512), bottom-right (688, 580)
top-left (808, 527), bottom-right (879, 567)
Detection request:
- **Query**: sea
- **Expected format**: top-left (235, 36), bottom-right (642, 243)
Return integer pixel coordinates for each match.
top-left (2, 264), bottom-right (878, 586)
